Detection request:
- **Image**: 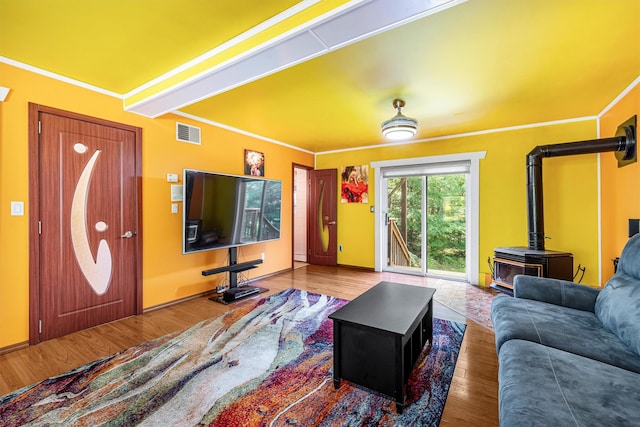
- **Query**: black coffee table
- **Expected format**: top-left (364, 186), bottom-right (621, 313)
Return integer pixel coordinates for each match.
top-left (329, 281), bottom-right (436, 412)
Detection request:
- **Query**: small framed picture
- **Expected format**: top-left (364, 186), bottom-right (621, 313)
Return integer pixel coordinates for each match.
top-left (341, 165), bottom-right (369, 203)
top-left (244, 150), bottom-right (265, 176)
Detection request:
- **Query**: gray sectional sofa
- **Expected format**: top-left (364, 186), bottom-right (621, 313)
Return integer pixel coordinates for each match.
top-left (491, 233), bottom-right (640, 426)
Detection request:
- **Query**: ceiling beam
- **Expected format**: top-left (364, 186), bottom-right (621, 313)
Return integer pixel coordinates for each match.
top-left (124, 0), bottom-right (466, 118)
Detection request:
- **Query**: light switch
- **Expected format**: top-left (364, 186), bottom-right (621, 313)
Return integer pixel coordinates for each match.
top-left (171, 184), bottom-right (183, 202)
top-left (171, 203), bottom-right (179, 214)
top-left (11, 201), bottom-right (24, 216)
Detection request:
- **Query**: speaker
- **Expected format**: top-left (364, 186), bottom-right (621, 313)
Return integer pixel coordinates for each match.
top-left (629, 219), bottom-right (640, 238)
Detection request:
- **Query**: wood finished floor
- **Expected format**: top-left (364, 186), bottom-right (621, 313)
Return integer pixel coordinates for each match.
top-left (0, 265), bottom-right (499, 426)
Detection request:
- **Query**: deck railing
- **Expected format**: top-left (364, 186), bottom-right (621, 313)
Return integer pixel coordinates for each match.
top-left (388, 218), bottom-right (411, 267)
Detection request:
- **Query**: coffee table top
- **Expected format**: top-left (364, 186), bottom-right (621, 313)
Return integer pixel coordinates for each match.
top-left (329, 281), bottom-right (436, 336)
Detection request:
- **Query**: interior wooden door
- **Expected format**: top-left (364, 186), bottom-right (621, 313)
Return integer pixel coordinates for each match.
top-left (30, 105), bottom-right (142, 343)
top-left (308, 169), bottom-right (337, 266)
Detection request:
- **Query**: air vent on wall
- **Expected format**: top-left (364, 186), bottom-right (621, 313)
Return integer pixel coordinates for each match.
top-left (176, 122), bottom-right (201, 145)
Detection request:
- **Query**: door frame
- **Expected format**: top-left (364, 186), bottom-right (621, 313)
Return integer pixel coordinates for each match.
top-left (291, 163), bottom-right (312, 268)
top-left (28, 103), bottom-right (143, 344)
top-left (371, 151), bottom-right (485, 285)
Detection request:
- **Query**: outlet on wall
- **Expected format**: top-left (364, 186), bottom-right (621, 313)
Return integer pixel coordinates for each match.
top-left (10, 201), bottom-right (24, 216)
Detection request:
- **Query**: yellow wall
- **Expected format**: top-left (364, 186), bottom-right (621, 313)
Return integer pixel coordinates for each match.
top-left (316, 120), bottom-right (601, 286)
top-left (0, 63), bottom-right (313, 348)
top-left (2, 60), bottom-right (638, 349)
top-left (600, 83), bottom-right (640, 282)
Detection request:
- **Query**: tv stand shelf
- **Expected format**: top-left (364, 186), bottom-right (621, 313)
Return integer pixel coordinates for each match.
top-left (201, 259), bottom-right (263, 276)
top-left (201, 247), bottom-right (266, 301)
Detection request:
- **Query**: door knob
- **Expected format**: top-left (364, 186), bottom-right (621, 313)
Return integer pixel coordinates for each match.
top-left (121, 231), bottom-right (133, 238)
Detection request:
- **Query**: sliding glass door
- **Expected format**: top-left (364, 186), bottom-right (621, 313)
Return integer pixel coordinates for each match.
top-left (386, 176), bottom-right (424, 273)
top-left (425, 174), bottom-right (466, 278)
top-left (382, 164), bottom-right (468, 280)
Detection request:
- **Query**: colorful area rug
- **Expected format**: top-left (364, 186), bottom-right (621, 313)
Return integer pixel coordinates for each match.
top-left (0, 289), bottom-right (465, 426)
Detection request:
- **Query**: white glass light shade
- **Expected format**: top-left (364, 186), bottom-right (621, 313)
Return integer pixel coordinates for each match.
top-left (381, 116), bottom-right (418, 140)
top-left (381, 99), bottom-right (418, 140)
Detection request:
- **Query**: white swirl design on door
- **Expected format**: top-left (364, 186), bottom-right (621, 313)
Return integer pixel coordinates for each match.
top-left (70, 149), bottom-right (113, 295)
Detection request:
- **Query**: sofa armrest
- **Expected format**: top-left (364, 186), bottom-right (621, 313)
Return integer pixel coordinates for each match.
top-left (513, 275), bottom-right (600, 312)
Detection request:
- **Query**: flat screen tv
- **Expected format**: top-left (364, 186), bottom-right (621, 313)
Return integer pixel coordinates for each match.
top-left (182, 169), bottom-right (282, 254)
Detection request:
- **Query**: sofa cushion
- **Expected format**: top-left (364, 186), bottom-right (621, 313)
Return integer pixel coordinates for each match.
top-left (595, 272), bottom-right (640, 357)
top-left (514, 275), bottom-right (599, 312)
top-left (499, 340), bottom-right (640, 427)
top-left (491, 294), bottom-right (640, 373)
top-left (617, 233), bottom-right (640, 278)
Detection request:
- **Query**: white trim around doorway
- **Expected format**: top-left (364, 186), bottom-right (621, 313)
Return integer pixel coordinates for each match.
top-left (371, 151), bottom-right (486, 285)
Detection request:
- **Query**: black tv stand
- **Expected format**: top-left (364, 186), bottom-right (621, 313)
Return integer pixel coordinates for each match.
top-left (202, 247), bottom-right (267, 303)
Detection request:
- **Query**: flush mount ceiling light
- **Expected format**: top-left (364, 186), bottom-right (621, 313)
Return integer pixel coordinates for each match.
top-left (381, 98), bottom-right (418, 140)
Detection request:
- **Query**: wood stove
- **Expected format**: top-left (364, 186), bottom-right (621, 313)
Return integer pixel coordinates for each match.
top-left (491, 116), bottom-right (636, 295)
top-left (492, 247), bottom-right (573, 293)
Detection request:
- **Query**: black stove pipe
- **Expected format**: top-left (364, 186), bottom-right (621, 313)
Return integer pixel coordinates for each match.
top-left (527, 118), bottom-right (636, 251)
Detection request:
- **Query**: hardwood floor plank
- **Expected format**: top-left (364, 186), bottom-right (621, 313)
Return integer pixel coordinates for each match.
top-left (0, 266), bottom-right (499, 425)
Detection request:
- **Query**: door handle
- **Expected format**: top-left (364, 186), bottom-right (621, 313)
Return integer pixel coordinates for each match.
top-left (121, 231), bottom-right (133, 238)
top-left (327, 221), bottom-right (336, 225)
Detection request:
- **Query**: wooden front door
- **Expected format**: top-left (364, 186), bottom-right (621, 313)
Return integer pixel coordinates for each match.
top-left (308, 169), bottom-right (337, 266)
top-left (29, 104), bottom-right (142, 343)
